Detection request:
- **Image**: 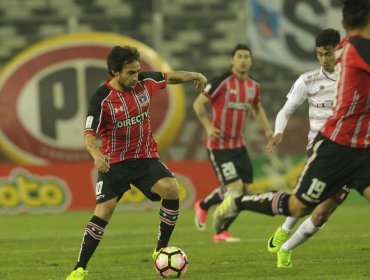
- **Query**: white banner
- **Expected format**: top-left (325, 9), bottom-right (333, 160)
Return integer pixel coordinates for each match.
top-left (247, 0), bottom-right (344, 70)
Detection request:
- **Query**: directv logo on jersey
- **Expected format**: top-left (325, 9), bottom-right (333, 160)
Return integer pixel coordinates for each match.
top-left (228, 102), bottom-right (250, 110)
top-left (115, 111), bottom-right (148, 128)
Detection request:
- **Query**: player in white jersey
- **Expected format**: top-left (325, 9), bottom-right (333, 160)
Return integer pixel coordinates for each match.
top-left (274, 67), bottom-right (336, 152)
top-left (266, 29), bottom-right (349, 267)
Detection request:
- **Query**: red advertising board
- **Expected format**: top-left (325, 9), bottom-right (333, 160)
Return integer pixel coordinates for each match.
top-left (0, 161), bottom-right (219, 214)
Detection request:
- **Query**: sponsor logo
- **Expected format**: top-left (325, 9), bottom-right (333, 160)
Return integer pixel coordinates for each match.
top-left (114, 106), bottom-right (124, 114)
top-left (0, 168), bottom-right (71, 214)
top-left (115, 112), bottom-right (148, 128)
top-left (85, 116), bottom-right (94, 129)
top-left (241, 192), bottom-right (275, 202)
top-left (228, 102), bottom-right (250, 110)
top-left (312, 100), bottom-right (333, 108)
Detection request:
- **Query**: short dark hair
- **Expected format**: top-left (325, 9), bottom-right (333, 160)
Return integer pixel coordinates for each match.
top-left (342, 0), bottom-right (370, 30)
top-left (107, 46), bottom-right (140, 76)
top-left (231, 44), bottom-right (252, 58)
top-left (315, 28), bottom-right (341, 48)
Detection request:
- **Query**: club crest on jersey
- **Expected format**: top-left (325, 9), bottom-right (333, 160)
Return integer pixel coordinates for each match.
top-left (137, 91), bottom-right (149, 107)
top-left (247, 89), bottom-right (255, 98)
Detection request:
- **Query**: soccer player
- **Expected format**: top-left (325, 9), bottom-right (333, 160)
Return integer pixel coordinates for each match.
top-left (193, 44), bottom-right (273, 242)
top-left (66, 46), bottom-right (207, 280)
top-left (213, 0), bottom-right (370, 267)
top-left (267, 27), bottom-right (370, 267)
top-left (265, 28), bottom-right (348, 264)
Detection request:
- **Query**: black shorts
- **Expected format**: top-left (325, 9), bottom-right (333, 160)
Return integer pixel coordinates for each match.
top-left (306, 147), bottom-right (350, 204)
top-left (294, 134), bottom-right (370, 206)
top-left (95, 158), bottom-right (174, 204)
top-left (208, 146), bottom-right (253, 186)
top-left (350, 156), bottom-right (370, 196)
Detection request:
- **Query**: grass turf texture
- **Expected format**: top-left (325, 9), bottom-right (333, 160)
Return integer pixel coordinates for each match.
top-left (1, 198), bottom-right (369, 279)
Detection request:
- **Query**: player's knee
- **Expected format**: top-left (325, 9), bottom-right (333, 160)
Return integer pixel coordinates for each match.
top-left (311, 206), bottom-right (332, 226)
top-left (362, 186), bottom-right (370, 201)
top-left (226, 180), bottom-right (244, 191)
top-left (288, 196), bottom-right (313, 218)
top-left (312, 207), bottom-right (332, 226)
top-left (289, 207), bottom-right (310, 218)
top-left (94, 201), bottom-right (116, 221)
top-left (311, 213), bottom-right (328, 227)
top-left (155, 179), bottom-right (179, 199)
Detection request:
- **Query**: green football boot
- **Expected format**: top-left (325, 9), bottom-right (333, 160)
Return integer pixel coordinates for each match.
top-left (267, 226), bottom-right (290, 253)
top-left (277, 249), bottom-right (292, 268)
top-left (213, 189), bottom-right (241, 232)
top-left (66, 267), bottom-right (88, 280)
top-left (152, 248), bottom-right (161, 262)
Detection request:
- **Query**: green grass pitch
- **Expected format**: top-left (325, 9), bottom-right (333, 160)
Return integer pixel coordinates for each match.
top-left (1, 198), bottom-right (369, 279)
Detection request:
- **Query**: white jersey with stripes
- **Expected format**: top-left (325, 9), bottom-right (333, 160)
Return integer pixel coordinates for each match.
top-left (274, 67), bottom-right (337, 150)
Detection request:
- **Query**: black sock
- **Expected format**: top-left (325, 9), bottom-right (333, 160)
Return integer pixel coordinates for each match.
top-left (156, 199), bottom-right (179, 251)
top-left (74, 215), bottom-right (108, 270)
top-left (235, 191), bottom-right (291, 216)
top-left (201, 186), bottom-right (224, 210)
top-left (218, 212), bottom-right (239, 233)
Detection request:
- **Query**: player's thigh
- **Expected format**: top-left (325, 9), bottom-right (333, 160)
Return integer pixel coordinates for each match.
top-left (95, 162), bottom-right (131, 204)
top-left (349, 153), bottom-right (370, 200)
top-left (234, 146), bottom-right (253, 184)
top-left (294, 137), bottom-right (364, 207)
top-left (133, 159), bottom-right (176, 201)
top-left (288, 195), bottom-right (314, 217)
top-left (208, 148), bottom-right (243, 186)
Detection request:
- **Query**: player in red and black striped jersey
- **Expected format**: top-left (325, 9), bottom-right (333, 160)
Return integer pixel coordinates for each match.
top-left (213, 0), bottom-right (370, 268)
top-left (193, 44), bottom-right (273, 242)
top-left (67, 46), bottom-right (207, 279)
top-left (85, 71), bottom-right (168, 162)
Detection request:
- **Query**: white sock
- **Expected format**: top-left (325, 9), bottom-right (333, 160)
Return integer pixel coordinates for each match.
top-left (281, 216), bottom-right (323, 251)
top-left (281, 217), bottom-right (300, 232)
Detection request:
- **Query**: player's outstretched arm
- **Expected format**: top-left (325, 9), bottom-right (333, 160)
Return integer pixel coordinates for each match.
top-left (166, 71), bottom-right (207, 92)
top-left (268, 96), bottom-right (302, 152)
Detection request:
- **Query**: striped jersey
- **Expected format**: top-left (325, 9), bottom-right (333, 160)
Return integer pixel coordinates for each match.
top-left (205, 70), bottom-right (261, 149)
top-left (274, 67), bottom-right (337, 150)
top-left (84, 71), bottom-right (167, 163)
top-left (321, 35), bottom-right (370, 148)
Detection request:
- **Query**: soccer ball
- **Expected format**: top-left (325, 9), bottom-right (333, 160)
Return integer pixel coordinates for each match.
top-left (154, 246), bottom-right (188, 278)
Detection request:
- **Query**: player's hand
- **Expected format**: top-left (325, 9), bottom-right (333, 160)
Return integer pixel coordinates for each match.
top-left (194, 73), bottom-right (207, 92)
top-left (93, 153), bottom-right (110, 173)
top-left (265, 130), bottom-right (274, 142)
top-left (206, 125), bottom-right (221, 140)
top-left (267, 133), bottom-right (283, 153)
